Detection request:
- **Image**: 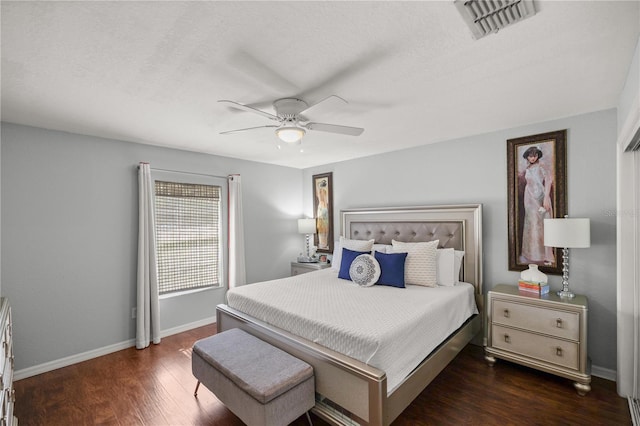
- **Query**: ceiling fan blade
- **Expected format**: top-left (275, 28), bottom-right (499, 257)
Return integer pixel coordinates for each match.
top-left (305, 122), bottom-right (364, 136)
top-left (227, 49), bottom-right (299, 95)
top-left (297, 46), bottom-right (394, 101)
top-left (218, 100), bottom-right (280, 121)
top-left (299, 95), bottom-right (348, 117)
top-left (220, 125), bottom-right (279, 135)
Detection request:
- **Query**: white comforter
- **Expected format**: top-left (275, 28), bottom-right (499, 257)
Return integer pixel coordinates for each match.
top-left (226, 268), bottom-right (478, 393)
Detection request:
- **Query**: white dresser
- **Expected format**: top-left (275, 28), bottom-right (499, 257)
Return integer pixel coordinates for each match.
top-left (0, 298), bottom-right (16, 426)
top-left (484, 284), bottom-right (590, 395)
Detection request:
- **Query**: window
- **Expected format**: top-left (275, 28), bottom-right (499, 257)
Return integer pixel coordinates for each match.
top-left (154, 181), bottom-right (222, 295)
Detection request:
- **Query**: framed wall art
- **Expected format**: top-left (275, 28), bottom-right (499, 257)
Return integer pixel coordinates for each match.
top-left (507, 129), bottom-right (567, 274)
top-left (312, 172), bottom-right (333, 253)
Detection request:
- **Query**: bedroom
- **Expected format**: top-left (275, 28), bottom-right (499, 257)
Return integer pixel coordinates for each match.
top-left (1, 1), bottom-right (639, 425)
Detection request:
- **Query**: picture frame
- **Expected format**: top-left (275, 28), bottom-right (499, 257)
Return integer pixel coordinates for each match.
top-left (507, 129), bottom-right (567, 274)
top-left (312, 172), bottom-right (334, 253)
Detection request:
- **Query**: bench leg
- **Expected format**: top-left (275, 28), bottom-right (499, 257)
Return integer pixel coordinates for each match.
top-left (194, 381), bottom-right (201, 397)
top-left (306, 411), bottom-right (313, 426)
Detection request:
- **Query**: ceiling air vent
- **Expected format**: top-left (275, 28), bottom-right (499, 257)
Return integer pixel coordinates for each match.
top-left (454, 0), bottom-right (536, 40)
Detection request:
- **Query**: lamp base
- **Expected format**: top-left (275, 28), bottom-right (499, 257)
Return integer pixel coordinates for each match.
top-left (297, 256), bottom-right (318, 263)
top-left (557, 289), bottom-right (575, 298)
top-left (557, 247), bottom-right (575, 298)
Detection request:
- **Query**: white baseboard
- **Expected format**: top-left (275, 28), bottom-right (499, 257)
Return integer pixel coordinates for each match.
top-left (14, 339), bottom-right (135, 381)
top-left (14, 318), bottom-right (618, 385)
top-left (591, 364), bottom-right (617, 381)
top-left (14, 317), bottom-right (216, 381)
top-left (159, 316), bottom-right (216, 338)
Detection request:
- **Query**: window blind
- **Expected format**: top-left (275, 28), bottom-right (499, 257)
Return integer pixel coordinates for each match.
top-left (154, 181), bottom-right (221, 294)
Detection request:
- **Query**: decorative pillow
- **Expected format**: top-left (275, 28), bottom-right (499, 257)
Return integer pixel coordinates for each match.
top-left (330, 240), bottom-right (340, 268)
top-left (453, 250), bottom-right (465, 284)
top-left (372, 244), bottom-right (391, 255)
top-left (331, 237), bottom-right (375, 270)
top-left (374, 251), bottom-right (408, 288)
top-left (391, 239), bottom-right (439, 287)
top-left (338, 248), bottom-right (370, 280)
top-left (436, 248), bottom-right (456, 287)
top-left (349, 254), bottom-right (381, 287)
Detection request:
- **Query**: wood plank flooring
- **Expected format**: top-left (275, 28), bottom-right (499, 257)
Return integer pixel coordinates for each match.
top-left (14, 324), bottom-right (630, 425)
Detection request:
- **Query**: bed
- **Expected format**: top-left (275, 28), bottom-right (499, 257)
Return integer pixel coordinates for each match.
top-left (216, 204), bottom-right (483, 425)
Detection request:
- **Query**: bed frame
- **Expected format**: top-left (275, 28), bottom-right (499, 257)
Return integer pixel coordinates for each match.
top-left (216, 204), bottom-right (483, 425)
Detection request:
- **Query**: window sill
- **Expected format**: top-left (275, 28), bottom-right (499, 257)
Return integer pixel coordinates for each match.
top-left (159, 285), bottom-right (224, 300)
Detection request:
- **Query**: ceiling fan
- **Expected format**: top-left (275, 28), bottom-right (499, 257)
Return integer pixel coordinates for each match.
top-left (218, 95), bottom-right (364, 148)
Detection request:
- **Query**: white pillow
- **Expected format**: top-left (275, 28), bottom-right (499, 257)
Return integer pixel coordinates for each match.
top-left (331, 237), bottom-right (375, 270)
top-left (372, 244), bottom-right (391, 255)
top-left (391, 239), bottom-right (439, 287)
top-left (436, 248), bottom-right (456, 286)
top-left (453, 250), bottom-right (465, 284)
top-left (349, 254), bottom-right (381, 287)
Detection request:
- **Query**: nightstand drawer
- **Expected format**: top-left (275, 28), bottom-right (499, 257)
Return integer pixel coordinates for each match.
top-left (291, 265), bottom-right (310, 276)
top-left (492, 299), bottom-right (579, 341)
top-left (291, 262), bottom-right (330, 276)
top-left (492, 324), bottom-right (579, 370)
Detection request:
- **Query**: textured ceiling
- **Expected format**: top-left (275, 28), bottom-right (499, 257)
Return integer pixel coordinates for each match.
top-left (1, 1), bottom-right (639, 169)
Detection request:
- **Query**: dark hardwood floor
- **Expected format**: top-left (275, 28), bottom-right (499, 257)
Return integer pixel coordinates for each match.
top-left (15, 324), bottom-right (630, 425)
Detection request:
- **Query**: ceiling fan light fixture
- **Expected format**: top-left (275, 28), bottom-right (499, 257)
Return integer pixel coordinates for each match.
top-left (276, 126), bottom-right (306, 143)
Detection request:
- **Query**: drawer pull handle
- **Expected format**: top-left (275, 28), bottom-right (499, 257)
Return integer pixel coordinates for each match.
top-left (556, 318), bottom-right (563, 328)
top-left (556, 347), bottom-right (563, 357)
top-left (504, 334), bottom-right (511, 343)
top-left (503, 309), bottom-right (510, 318)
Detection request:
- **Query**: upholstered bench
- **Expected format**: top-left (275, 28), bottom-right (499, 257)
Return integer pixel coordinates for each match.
top-left (192, 328), bottom-right (315, 426)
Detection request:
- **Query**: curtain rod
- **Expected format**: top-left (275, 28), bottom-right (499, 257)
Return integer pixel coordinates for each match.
top-left (137, 165), bottom-right (228, 180)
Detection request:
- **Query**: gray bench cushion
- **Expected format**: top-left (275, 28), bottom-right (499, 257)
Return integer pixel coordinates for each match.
top-left (192, 328), bottom-right (313, 404)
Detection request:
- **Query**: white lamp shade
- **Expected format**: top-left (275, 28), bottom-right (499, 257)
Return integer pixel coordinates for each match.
top-left (544, 218), bottom-right (591, 248)
top-left (298, 218), bottom-right (316, 234)
top-left (276, 127), bottom-right (306, 143)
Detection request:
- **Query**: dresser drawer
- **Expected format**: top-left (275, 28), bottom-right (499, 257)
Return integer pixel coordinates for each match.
top-left (2, 350), bottom-right (12, 390)
top-left (492, 324), bottom-right (579, 370)
top-left (0, 333), bottom-right (6, 378)
top-left (492, 299), bottom-right (579, 341)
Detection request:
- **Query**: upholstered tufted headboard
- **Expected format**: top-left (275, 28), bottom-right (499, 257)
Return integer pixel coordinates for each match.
top-left (348, 221), bottom-right (464, 250)
top-left (341, 205), bottom-right (483, 296)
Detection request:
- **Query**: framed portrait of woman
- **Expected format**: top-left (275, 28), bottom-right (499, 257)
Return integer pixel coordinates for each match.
top-left (507, 130), bottom-right (567, 274)
top-left (312, 172), bottom-right (333, 254)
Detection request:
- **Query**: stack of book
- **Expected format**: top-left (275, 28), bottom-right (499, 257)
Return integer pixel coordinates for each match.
top-left (518, 280), bottom-right (550, 295)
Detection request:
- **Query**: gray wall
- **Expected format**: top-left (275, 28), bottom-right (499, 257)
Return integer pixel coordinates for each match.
top-left (0, 108), bottom-right (620, 374)
top-left (1, 123), bottom-right (303, 371)
top-left (303, 109), bottom-right (618, 372)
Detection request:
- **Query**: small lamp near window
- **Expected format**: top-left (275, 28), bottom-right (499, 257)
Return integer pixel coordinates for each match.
top-left (297, 218), bottom-right (317, 263)
top-left (544, 216), bottom-right (591, 298)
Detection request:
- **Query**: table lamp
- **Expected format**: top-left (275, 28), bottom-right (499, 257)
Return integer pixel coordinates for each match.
top-left (297, 218), bottom-right (317, 263)
top-left (543, 216), bottom-right (591, 298)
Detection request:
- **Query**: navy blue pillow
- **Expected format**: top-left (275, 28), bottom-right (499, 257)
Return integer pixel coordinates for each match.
top-left (338, 248), bottom-right (370, 280)
top-left (374, 251), bottom-right (408, 288)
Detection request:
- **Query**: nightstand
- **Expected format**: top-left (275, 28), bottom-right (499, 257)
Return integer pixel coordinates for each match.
top-left (484, 284), bottom-right (591, 395)
top-left (291, 262), bottom-right (330, 276)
